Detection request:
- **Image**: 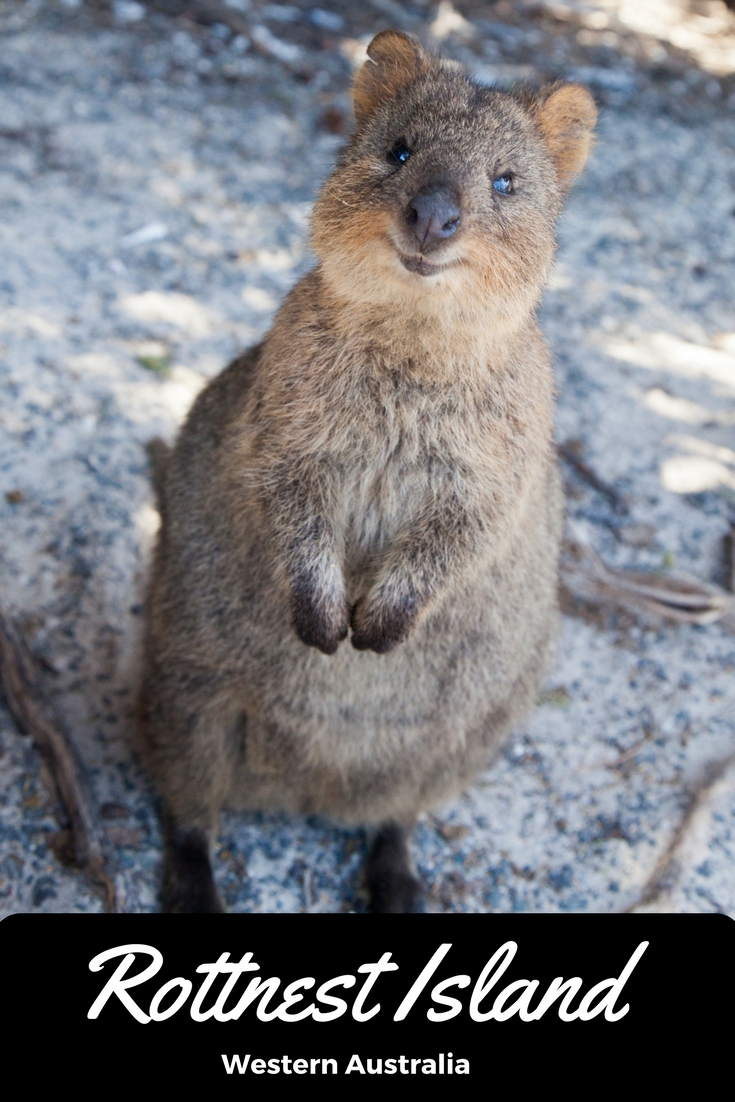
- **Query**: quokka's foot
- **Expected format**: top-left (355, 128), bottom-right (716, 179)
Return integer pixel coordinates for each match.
top-left (162, 826), bottom-right (225, 913)
top-left (366, 822), bottom-right (424, 913)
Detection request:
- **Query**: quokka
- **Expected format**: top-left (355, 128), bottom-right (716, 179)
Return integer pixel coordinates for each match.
top-left (138, 30), bottom-right (597, 912)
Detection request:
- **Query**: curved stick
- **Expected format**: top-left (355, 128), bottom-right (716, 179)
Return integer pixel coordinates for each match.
top-left (0, 611), bottom-right (119, 913)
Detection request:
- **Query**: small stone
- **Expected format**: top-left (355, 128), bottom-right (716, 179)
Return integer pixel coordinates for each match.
top-left (106, 827), bottom-right (143, 847)
top-left (47, 830), bottom-right (77, 867)
top-left (262, 5), bottom-right (300, 21)
top-left (120, 223), bottom-right (169, 249)
top-left (251, 24), bottom-right (302, 62)
top-left (100, 802), bottom-right (130, 820)
top-left (112, 0), bottom-right (146, 23)
top-left (310, 8), bottom-right (345, 32)
top-left (32, 877), bottom-right (58, 907)
top-left (538, 685), bottom-right (571, 707)
top-left (618, 523), bottom-right (656, 548)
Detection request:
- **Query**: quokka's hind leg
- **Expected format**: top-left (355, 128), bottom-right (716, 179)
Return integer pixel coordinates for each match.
top-left (161, 817), bottom-right (224, 914)
top-left (365, 822), bottom-right (423, 914)
top-left (138, 672), bottom-right (242, 913)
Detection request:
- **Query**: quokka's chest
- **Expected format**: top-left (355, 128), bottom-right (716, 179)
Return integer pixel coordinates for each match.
top-left (326, 415), bottom-right (522, 571)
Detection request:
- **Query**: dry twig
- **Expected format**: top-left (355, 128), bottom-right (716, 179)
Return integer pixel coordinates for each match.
top-left (557, 440), bottom-right (629, 515)
top-left (561, 538), bottom-right (735, 628)
top-left (139, 0), bottom-right (305, 67)
top-left (625, 747), bottom-right (735, 913)
top-left (724, 525), bottom-right (735, 595)
top-left (0, 611), bottom-right (119, 912)
top-left (132, 0), bottom-right (250, 34)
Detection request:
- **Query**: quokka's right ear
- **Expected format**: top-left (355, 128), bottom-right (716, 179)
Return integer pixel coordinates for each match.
top-left (353, 30), bottom-right (427, 126)
top-left (532, 82), bottom-right (598, 188)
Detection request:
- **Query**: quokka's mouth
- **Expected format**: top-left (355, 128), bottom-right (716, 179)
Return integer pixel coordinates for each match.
top-left (399, 253), bottom-right (452, 277)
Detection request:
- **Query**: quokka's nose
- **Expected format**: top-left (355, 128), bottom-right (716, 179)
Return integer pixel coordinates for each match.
top-left (405, 187), bottom-right (461, 250)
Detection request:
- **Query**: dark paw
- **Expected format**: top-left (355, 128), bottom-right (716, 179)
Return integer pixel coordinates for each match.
top-left (366, 823), bottom-right (424, 914)
top-left (350, 600), bottom-right (417, 654)
top-left (294, 616), bottom-right (348, 655)
top-left (350, 627), bottom-right (399, 654)
top-left (291, 584), bottom-right (348, 655)
top-left (162, 827), bottom-right (225, 914)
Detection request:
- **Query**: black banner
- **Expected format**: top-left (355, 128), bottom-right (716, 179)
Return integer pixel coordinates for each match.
top-left (3, 913), bottom-right (731, 1091)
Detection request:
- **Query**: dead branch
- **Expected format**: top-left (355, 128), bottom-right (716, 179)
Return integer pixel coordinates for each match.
top-left (0, 611), bottom-right (119, 912)
top-left (557, 440), bottom-right (629, 515)
top-left (625, 749), bottom-right (735, 912)
top-left (139, 0), bottom-right (305, 67)
top-left (724, 525), bottom-right (735, 595)
top-left (561, 538), bottom-right (735, 628)
top-left (128, 0), bottom-right (250, 35)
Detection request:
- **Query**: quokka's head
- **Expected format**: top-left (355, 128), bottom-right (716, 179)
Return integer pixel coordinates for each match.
top-left (312, 31), bottom-right (596, 325)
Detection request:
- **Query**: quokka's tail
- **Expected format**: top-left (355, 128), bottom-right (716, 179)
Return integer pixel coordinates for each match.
top-left (145, 437), bottom-right (171, 511)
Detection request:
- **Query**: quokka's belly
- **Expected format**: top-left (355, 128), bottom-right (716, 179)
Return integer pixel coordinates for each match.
top-left (228, 518), bottom-right (561, 823)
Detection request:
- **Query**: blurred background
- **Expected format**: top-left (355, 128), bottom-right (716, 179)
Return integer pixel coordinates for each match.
top-left (1, 0), bottom-right (735, 914)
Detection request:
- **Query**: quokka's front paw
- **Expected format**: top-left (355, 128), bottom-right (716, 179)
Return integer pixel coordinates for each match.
top-left (291, 579), bottom-right (349, 656)
top-left (350, 593), bottom-right (419, 654)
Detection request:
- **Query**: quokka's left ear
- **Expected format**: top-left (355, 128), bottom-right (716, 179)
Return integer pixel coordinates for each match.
top-left (532, 83), bottom-right (598, 187)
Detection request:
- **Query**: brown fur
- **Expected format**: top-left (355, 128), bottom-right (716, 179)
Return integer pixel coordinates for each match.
top-left (138, 32), bottom-right (596, 912)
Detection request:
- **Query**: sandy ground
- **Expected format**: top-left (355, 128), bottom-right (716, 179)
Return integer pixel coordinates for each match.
top-left (1, 0), bottom-right (735, 914)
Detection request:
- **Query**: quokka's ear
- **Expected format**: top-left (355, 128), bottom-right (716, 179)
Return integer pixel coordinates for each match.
top-left (353, 30), bottom-right (428, 126)
top-left (532, 83), bottom-right (597, 187)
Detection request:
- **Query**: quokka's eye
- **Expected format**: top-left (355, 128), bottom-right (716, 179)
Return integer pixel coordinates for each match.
top-left (388, 141), bottom-right (411, 166)
top-left (492, 174), bottom-right (514, 194)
